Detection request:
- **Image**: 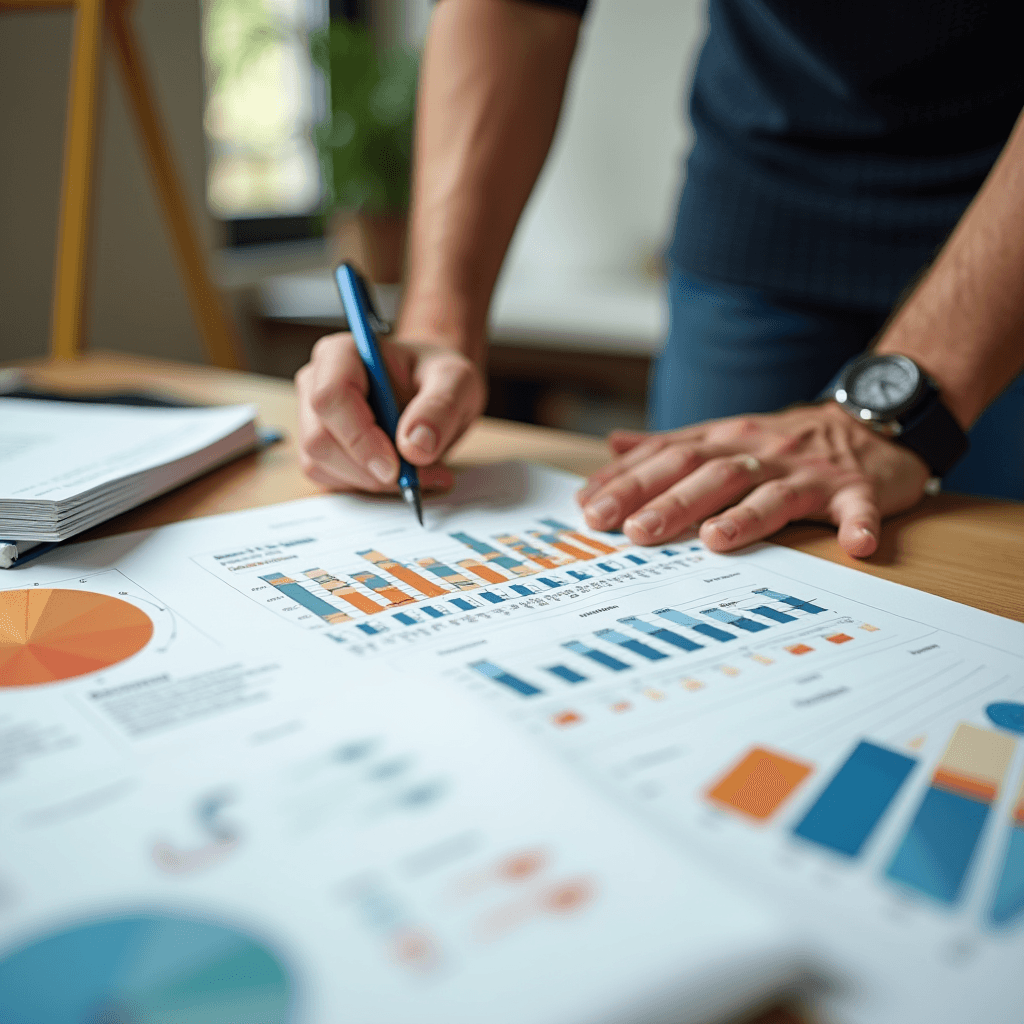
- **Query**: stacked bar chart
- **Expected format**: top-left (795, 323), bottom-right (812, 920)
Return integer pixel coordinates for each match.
top-left (886, 723), bottom-right (1015, 903)
top-left (793, 742), bottom-right (918, 857)
top-left (470, 660), bottom-right (541, 697)
top-left (260, 571), bottom-right (353, 623)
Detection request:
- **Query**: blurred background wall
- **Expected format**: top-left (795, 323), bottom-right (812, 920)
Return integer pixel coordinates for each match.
top-left (0, 0), bottom-right (212, 364)
top-left (0, 0), bottom-right (706, 434)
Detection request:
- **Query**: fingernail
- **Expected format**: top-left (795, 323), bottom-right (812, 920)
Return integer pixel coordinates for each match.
top-left (586, 495), bottom-right (619, 526)
top-left (710, 518), bottom-right (737, 540)
top-left (628, 510), bottom-right (664, 539)
top-left (859, 527), bottom-right (875, 540)
top-left (367, 457), bottom-right (396, 484)
top-left (409, 424), bottom-right (436, 456)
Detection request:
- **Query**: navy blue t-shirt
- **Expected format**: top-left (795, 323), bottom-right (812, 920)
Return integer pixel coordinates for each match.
top-left (524, 0), bottom-right (1024, 309)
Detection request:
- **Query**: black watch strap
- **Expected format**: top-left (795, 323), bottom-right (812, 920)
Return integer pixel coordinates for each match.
top-left (897, 391), bottom-right (970, 477)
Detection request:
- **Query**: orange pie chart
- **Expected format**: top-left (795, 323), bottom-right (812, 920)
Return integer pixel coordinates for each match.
top-left (0, 589), bottom-right (153, 688)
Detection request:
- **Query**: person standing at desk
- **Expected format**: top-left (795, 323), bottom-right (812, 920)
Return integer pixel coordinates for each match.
top-left (295, 0), bottom-right (1024, 555)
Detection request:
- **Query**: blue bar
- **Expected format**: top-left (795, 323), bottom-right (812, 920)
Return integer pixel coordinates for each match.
top-left (538, 578), bottom-right (561, 588)
top-left (492, 555), bottom-right (525, 572)
top-left (547, 665), bottom-right (587, 684)
top-left (480, 592), bottom-right (505, 604)
top-left (261, 577), bottom-right (344, 620)
top-left (357, 622), bottom-right (383, 636)
top-left (597, 562), bottom-right (620, 572)
top-left (793, 742), bottom-right (917, 857)
top-left (563, 640), bottom-right (629, 672)
top-left (625, 554), bottom-right (647, 565)
top-left (595, 629), bottom-right (668, 661)
top-left (450, 598), bottom-right (474, 612)
top-left (660, 548), bottom-right (680, 556)
top-left (749, 605), bottom-right (797, 624)
top-left (756, 589), bottom-right (827, 614)
top-left (655, 608), bottom-right (736, 642)
top-left (471, 660), bottom-right (542, 697)
top-left (541, 517), bottom-right (573, 531)
top-left (886, 786), bottom-right (991, 903)
top-left (511, 585), bottom-right (533, 597)
top-left (451, 531), bottom-right (498, 556)
top-left (702, 608), bottom-right (769, 633)
top-left (422, 606), bottom-right (445, 619)
top-left (568, 570), bottom-right (591, 581)
top-left (990, 826), bottom-right (1024, 926)
top-left (619, 616), bottom-right (703, 652)
top-left (394, 612), bottom-right (417, 626)
top-left (986, 702), bottom-right (1024, 734)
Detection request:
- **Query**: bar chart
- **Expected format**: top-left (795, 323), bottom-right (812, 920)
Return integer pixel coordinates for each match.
top-left (886, 723), bottom-right (1015, 904)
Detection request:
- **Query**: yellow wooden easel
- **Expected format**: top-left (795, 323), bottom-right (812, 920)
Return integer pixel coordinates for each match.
top-left (2, 0), bottom-right (243, 367)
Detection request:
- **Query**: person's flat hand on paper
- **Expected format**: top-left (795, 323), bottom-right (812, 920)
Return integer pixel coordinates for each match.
top-left (295, 332), bottom-right (486, 494)
top-left (576, 404), bottom-right (931, 559)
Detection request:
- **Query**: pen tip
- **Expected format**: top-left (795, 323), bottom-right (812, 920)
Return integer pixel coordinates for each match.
top-left (402, 485), bottom-right (424, 527)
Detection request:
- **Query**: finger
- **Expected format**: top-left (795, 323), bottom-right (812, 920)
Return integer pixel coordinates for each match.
top-left (699, 475), bottom-right (826, 552)
top-left (621, 454), bottom-right (769, 545)
top-left (298, 337), bottom-right (400, 486)
top-left (607, 430), bottom-right (649, 455)
top-left (829, 484), bottom-right (881, 558)
top-left (576, 436), bottom-right (676, 506)
top-left (396, 355), bottom-right (484, 465)
top-left (296, 397), bottom-right (394, 493)
top-left (581, 442), bottom-right (715, 531)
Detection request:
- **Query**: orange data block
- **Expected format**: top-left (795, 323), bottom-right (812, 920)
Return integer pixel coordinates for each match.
top-left (706, 746), bottom-right (814, 822)
top-left (352, 571), bottom-right (414, 607)
top-left (785, 643), bottom-right (814, 655)
top-left (565, 531), bottom-right (618, 555)
top-left (457, 560), bottom-right (506, 585)
top-left (552, 710), bottom-right (584, 728)
top-left (826, 633), bottom-right (853, 644)
top-left (859, 623), bottom-right (880, 632)
top-left (642, 687), bottom-right (666, 701)
top-left (610, 700), bottom-right (633, 713)
top-left (304, 570), bottom-right (384, 614)
top-left (0, 589), bottom-right (153, 688)
top-left (717, 664), bottom-right (740, 677)
top-left (358, 550), bottom-right (447, 598)
top-left (932, 768), bottom-right (999, 803)
top-left (682, 678), bottom-right (705, 692)
top-left (549, 540), bottom-right (597, 561)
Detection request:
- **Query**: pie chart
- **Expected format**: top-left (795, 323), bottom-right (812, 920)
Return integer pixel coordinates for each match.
top-left (0, 588), bottom-right (153, 687)
top-left (0, 913), bottom-right (293, 1024)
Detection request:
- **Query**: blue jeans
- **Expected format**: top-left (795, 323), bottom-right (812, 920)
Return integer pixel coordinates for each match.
top-left (649, 269), bottom-right (1024, 500)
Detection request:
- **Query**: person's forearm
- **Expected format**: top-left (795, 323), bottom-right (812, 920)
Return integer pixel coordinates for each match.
top-left (396, 0), bottom-right (580, 363)
top-left (875, 106), bottom-right (1024, 427)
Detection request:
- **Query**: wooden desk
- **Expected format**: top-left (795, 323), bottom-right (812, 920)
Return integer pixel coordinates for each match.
top-left (14, 351), bottom-right (1023, 623)
top-left (11, 352), bottom-right (1021, 1024)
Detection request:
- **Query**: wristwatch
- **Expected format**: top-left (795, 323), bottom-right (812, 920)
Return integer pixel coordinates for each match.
top-left (820, 353), bottom-right (970, 478)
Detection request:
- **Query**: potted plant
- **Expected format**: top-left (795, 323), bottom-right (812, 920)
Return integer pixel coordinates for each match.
top-left (311, 18), bottom-right (418, 283)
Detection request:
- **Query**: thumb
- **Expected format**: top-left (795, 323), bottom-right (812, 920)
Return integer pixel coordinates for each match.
top-left (396, 353), bottom-right (484, 466)
top-left (831, 484), bottom-right (881, 558)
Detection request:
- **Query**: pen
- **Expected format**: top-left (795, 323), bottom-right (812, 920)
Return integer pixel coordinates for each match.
top-left (333, 262), bottom-right (423, 525)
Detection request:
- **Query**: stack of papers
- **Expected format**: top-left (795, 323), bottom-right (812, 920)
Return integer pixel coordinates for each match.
top-left (0, 398), bottom-right (258, 544)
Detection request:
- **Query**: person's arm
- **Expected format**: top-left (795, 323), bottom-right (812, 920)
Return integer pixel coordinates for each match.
top-left (296, 0), bottom-right (581, 494)
top-left (578, 105), bottom-right (1024, 558)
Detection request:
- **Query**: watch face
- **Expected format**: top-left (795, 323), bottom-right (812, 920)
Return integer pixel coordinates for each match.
top-left (845, 355), bottom-right (921, 414)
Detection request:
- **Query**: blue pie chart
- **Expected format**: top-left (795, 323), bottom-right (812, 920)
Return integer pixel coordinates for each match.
top-left (986, 702), bottom-right (1024, 735)
top-left (0, 913), bottom-right (293, 1024)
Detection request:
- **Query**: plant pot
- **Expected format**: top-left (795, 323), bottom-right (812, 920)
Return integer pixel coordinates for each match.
top-left (329, 210), bottom-right (408, 284)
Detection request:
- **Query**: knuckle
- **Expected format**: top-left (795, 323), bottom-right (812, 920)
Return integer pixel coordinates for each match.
top-left (764, 479), bottom-right (801, 506)
top-left (308, 382), bottom-right (338, 417)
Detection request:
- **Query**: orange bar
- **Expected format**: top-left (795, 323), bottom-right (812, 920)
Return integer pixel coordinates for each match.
top-left (706, 746), bottom-right (813, 822)
top-left (457, 559), bottom-right (506, 585)
top-left (359, 550), bottom-right (447, 597)
top-left (549, 540), bottom-right (597, 561)
top-left (932, 768), bottom-right (999, 804)
top-left (565, 531), bottom-right (617, 555)
top-left (304, 569), bottom-right (384, 615)
top-left (826, 633), bottom-right (854, 644)
top-left (785, 643), bottom-right (814, 655)
top-left (353, 572), bottom-right (414, 607)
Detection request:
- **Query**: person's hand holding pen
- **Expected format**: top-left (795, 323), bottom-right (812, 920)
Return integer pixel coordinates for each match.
top-left (294, 330), bottom-right (486, 496)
